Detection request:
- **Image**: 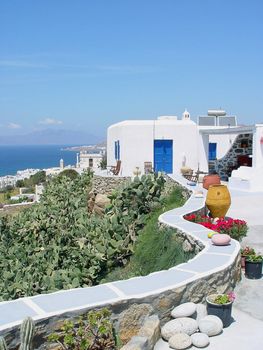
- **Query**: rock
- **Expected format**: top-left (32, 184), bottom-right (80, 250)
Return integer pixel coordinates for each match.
top-left (94, 193), bottom-right (111, 207)
top-left (171, 302), bottom-right (197, 318)
top-left (199, 315), bottom-right (223, 336)
top-left (212, 233), bottom-right (231, 246)
top-left (161, 318), bottom-right (198, 340)
top-left (168, 333), bottom-right (192, 350)
top-left (191, 333), bottom-right (210, 348)
top-left (138, 315), bottom-right (160, 350)
top-left (118, 304), bottom-right (154, 344)
top-left (195, 304), bottom-right (207, 322)
top-left (120, 336), bottom-right (148, 350)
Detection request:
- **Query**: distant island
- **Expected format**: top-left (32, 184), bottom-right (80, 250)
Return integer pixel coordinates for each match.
top-left (62, 141), bottom-right (106, 152)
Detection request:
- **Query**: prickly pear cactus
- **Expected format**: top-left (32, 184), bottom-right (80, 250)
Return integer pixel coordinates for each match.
top-left (0, 337), bottom-right (7, 350)
top-left (19, 317), bottom-right (35, 350)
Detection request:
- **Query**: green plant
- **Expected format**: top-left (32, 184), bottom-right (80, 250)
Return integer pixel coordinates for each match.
top-left (58, 169), bottom-right (80, 180)
top-left (0, 317), bottom-right (35, 350)
top-left (210, 291), bottom-right (236, 305)
top-left (246, 254), bottom-right (263, 263)
top-left (100, 187), bottom-right (191, 283)
top-left (241, 246), bottom-right (255, 256)
top-left (0, 171), bottom-right (166, 300)
top-left (0, 338), bottom-right (7, 350)
top-left (99, 154), bottom-right (107, 170)
top-left (48, 308), bottom-right (117, 350)
top-left (19, 317), bottom-right (35, 350)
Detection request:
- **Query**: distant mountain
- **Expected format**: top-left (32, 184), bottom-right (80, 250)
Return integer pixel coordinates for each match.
top-left (0, 129), bottom-right (103, 145)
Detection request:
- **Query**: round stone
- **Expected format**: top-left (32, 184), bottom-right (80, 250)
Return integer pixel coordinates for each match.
top-left (199, 315), bottom-right (223, 336)
top-left (212, 233), bottom-right (231, 246)
top-left (169, 333), bottom-right (192, 350)
top-left (191, 333), bottom-right (210, 348)
top-left (171, 302), bottom-right (197, 318)
top-left (195, 304), bottom-right (207, 323)
top-left (161, 318), bottom-right (198, 340)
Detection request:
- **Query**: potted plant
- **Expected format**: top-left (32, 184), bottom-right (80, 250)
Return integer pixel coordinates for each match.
top-left (245, 254), bottom-right (263, 279)
top-left (241, 246), bottom-right (255, 268)
top-left (206, 291), bottom-right (235, 327)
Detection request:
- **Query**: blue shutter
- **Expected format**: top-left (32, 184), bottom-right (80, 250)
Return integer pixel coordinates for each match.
top-left (209, 143), bottom-right (217, 160)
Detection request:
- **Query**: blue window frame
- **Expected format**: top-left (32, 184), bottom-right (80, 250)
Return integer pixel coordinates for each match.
top-left (209, 143), bottom-right (217, 160)
top-left (114, 140), bottom-right (120, 160)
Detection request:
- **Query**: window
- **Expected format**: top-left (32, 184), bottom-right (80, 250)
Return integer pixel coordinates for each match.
top-left (89, 158), bottom-right (93, 167)
top-left (114, 141), bottom-right (120, 160)
top-left (209, 143), bottom-right (217, 160)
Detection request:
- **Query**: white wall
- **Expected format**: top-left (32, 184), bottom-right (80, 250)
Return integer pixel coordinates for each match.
top-left (253, 125), bottom-right (263, 168)
top-left (209, 134), bottom-right (237, 159)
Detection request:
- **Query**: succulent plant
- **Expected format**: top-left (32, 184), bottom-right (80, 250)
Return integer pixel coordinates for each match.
top-left (19, 317), bottom-right (35, 350)
top-left (0, 318), bottom-right (35, 350)
top-left (0, 338), bottom-right (8, 350)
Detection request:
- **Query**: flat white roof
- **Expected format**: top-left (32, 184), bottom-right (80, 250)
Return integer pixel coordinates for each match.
top-left (109, 119), bottom-right (196, 128)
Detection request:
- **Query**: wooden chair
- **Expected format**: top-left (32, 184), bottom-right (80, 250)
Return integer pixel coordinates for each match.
top-left (144, 161), bottom-right (153, 174)
top-left (108, 160), bottom-right (121, 176)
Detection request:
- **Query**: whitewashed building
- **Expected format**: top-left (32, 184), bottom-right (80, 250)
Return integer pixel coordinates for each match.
top-left (77, 152), bottom-right (103, 170)
top-left (107, 109), bottom-right (263, 191)
top-left (107, 110), bottom-right (236, 176)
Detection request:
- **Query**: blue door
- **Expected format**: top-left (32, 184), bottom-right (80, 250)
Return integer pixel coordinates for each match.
top-left (154, 140), bottom-right (173, 173)
top-left (209, 143), bottom-right (217, 160)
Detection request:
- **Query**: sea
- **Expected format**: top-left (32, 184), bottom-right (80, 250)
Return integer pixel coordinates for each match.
top-left (0, 145), bottom-right (80, 176)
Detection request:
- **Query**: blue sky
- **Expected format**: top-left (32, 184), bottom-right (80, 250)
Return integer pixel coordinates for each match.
top-left (0, 0), bottom-right (262, 139)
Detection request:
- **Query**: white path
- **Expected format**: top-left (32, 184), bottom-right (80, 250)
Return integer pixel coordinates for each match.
top-left (155, 187), bottom-right (263, 350)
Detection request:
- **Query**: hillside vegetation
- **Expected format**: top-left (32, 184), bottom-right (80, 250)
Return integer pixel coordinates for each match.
top-left (0, 172), bottom-right (174, 301)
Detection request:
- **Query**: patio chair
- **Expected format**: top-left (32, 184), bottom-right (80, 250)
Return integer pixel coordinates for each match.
top-left (144, 161), bottom-right (153, 174)
top-left (108, 160), bottom-right (121, 176)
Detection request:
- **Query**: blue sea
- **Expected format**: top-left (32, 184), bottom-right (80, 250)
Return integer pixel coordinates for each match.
top-left (0, 145), bottom-right (79, 176)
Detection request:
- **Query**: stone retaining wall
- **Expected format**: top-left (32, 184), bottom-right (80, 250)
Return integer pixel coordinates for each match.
top-left (209, 133), bottom-right (252, 179)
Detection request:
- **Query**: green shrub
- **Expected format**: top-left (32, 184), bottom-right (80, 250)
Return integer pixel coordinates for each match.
top-left (101, 187), bottom-right (192, 282)
top-left (48, 308), bottom-right (117, 350)
top-left (0, 172), bottom-right (166, 300)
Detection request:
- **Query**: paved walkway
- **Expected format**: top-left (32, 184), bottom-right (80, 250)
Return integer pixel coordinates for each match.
top-left (228, 190), bottom-right (263, 321)
top-left (155, 188), bottom-right (263, 349)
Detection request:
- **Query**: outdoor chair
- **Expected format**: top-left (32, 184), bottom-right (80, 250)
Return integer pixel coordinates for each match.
top-left (144, 161), bottom-right (153, 174)
top-left (108, 160), bottom-right (121, 176)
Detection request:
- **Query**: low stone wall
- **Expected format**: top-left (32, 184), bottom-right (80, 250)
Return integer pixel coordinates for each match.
top-left (92, 175), bottom-right (131, 195)
top-left (209, 133), bottom-right (252, 179)
top-left (0, 175), bottom-right (241, 350)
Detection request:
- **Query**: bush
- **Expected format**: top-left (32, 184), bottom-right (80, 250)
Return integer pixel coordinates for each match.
top-left (59, 169), bottom-right (80, 180)
top-left (48, 308), bottom-right (118, 350)
top-left (101, 187), bottom-right (192, 282)
top-left (0, 172), bottom-right (166, 300)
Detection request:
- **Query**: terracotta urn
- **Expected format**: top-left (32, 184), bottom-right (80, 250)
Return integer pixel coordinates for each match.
top-left (206, 184), bottom-right (231, 218)
top-left (203, 174), bottom-right (221, 190)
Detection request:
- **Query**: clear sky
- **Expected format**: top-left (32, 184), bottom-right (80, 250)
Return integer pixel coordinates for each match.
top-left (0, 0), bottom-right (262, 139)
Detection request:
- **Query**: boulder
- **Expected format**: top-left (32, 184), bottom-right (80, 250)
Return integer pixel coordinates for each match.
top-left (161, 318), bottom-right (198, 340)
top-left (168, 333), bottom-right (192, 350)
top-left (171, 302), bottom-right (196, 318)
top-left (138, 315), bottom-right (160, 350)
top-left (199, 315), bottom-right (223, 336)
top-left (118, 304), bottom-right (154, 344)
top-left (191, 333), bottom-right (210, 348)
top-left (212, 233), bottom-right (231, 246)
top-left (120, 336), bottom-right (148, 350)
top-left (94, 193), bottom-right (111, 208)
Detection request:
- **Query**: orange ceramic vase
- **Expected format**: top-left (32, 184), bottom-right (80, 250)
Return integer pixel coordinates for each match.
top-left (206, 184), bottom-right (231, 218)
top-left (203, 174), bottom-right (221, 190)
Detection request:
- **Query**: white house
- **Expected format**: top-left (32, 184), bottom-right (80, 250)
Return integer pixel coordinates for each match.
top-left (107, 110), bottom-right (237, 176)
top-left (107, 109), bottom-right (263, 191)
top-left (77, 151), bottom-right (103, 170)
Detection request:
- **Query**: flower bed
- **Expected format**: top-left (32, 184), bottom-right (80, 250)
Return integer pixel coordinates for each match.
top-left (184, 214), bottom-right (248, 241)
